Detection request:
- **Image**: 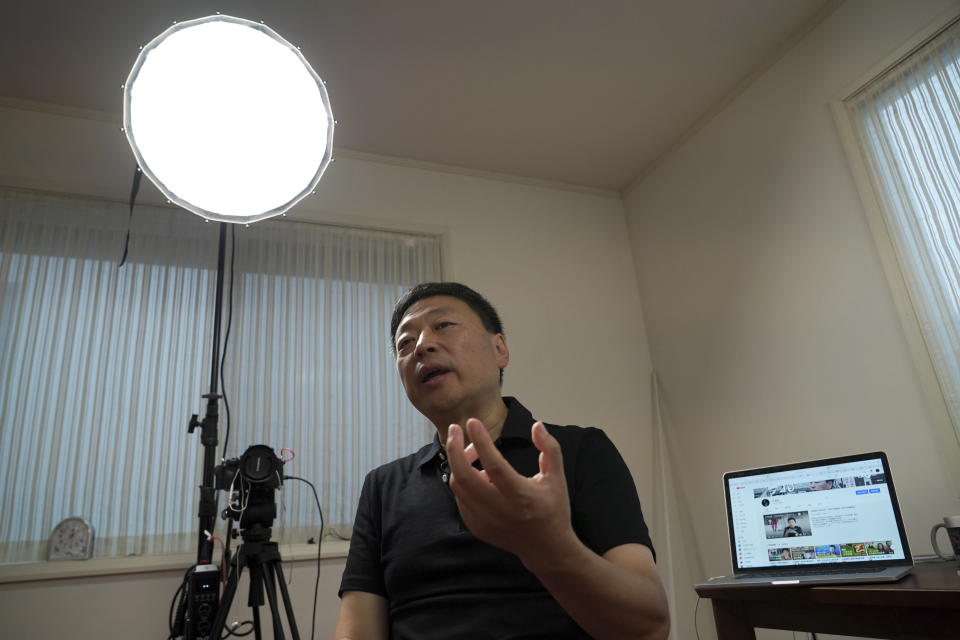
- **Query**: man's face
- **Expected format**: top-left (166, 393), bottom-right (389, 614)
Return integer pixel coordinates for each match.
top-left (394, 296), bottom-right (508, 420)
top-left (788, 518), bottom-right (796, 526)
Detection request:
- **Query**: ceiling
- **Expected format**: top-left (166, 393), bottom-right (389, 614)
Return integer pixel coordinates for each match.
top-left (1, 1), bottom-right (834, 193)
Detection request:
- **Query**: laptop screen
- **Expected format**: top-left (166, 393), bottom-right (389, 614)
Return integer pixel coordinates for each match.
top-left (724, 452), bottom-right (911, 571)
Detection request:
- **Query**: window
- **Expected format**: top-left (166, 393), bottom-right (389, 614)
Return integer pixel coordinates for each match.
top-left (0, 188), bottom-right (440, 562)
top-left (843, 17), bottom-right (960, 442)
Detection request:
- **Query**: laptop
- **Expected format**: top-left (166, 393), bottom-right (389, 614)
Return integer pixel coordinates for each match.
top-left (698, 451), bottom-right (913, 587)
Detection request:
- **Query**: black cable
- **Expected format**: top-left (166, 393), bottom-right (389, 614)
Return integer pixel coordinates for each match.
top-left (168, 580), bottom-right (185, 639)
top-left (118, 165), bottom-right (142, 267)
top-left (221, 224), bottom-right (236, 458)
top-left (693, 594), bottom-right (702, 640)
top-left (169, 564), bottom-right (196, 639)
top-left (217, 533), bottom-right (253, 640)
top-left (284, 475), bottom-right (324, 640)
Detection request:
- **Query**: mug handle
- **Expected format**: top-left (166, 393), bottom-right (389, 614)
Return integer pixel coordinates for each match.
top-left (931, 523), bottom-right (955, 560)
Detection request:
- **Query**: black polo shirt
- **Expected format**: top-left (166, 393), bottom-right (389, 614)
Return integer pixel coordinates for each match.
top-left (339, 397), bottom-right (653, 640)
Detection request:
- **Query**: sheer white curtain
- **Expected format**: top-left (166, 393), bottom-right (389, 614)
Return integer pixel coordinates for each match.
top-left (0, 188), bottom-right (439, 562)
top-left (845, 18), bottom-right (960, 438)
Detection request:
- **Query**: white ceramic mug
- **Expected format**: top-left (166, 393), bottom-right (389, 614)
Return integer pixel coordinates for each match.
top-left (930, 515), bottom-right (960, 560)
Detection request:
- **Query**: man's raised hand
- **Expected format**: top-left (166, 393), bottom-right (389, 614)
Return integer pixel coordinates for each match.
top-left (445, 418), bottom-right (576, 567)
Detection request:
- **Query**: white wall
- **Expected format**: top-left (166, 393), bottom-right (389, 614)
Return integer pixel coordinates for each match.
top-left (0, 98), bottom-right (656, 637)
top-left (624, 1), bottom-right (960, 639)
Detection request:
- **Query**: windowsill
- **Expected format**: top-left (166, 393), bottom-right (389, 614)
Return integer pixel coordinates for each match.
top-left (0, 539), bottom-right (350, 585)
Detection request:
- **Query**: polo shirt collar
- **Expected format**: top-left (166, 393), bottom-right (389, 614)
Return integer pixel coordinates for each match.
top-left (498, 396), bottom-right (536, 442)
top-left (416, 437), bottom-right (443, 469)
top-left (415, 396), bottom-right (534, 469)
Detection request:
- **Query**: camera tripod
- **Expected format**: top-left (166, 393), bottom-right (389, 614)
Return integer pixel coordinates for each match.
top-left (210, 523), bottom-right (301, 640)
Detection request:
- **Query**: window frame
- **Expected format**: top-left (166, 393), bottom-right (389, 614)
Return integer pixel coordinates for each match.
top-left (0, 187), bottom-right (446, 569)
top-left (830, 8), bottom-right (960, 498)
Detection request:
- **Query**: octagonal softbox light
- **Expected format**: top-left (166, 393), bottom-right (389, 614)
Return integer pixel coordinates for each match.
top-left (123, 15), bottom-right (334, 224)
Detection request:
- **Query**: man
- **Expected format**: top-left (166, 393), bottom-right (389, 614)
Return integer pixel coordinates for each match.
top-left (782, 517), bottom-right (804, 537)
top-left (334, 282), bottom-right (669, 640)
top-left (809, 479), bottom-right (834, 491)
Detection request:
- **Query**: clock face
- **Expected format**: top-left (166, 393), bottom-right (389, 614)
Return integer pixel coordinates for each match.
top-left (48, 517), bottom-right (94, 561)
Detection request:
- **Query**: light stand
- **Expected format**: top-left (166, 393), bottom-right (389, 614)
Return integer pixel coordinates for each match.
top-left (188, 221), bottom-right (228, 566)
top-left (180, 222), bottom-right (231, 640)
top-left (121, 14), bottom-right (334, 640)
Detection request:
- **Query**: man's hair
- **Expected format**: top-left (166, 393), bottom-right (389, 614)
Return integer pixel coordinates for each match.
top-left (390, 282), bottom-right (505, 382)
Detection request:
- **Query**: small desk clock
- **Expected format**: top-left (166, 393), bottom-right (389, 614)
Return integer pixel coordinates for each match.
top-left (48, 517), bottom-right (95, 560)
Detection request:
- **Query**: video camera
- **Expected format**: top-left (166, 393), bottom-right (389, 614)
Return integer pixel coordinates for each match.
top-left (215, 444), bottom-right (285, 537)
